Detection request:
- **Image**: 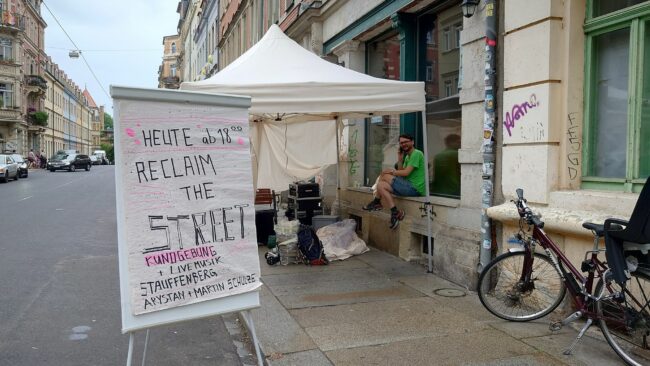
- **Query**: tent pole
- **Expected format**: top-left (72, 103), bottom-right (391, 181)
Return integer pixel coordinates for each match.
top-left (334, 116), bottom-right (341, 216)
top-left (420, 110), bottom-right (433, 273)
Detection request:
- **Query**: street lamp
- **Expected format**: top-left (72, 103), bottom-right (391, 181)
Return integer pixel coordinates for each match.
top-left (461, 0), bottom-right (480, 18)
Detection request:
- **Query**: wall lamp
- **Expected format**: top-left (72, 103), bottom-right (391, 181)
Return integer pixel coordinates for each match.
top-left (461, 0), bottom-right (480, 18)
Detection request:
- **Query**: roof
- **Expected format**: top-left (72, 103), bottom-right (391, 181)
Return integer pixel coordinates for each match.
top-left (181, 24), bottom-right (425, 120)
top-left (83, 88), bottom-right (98, 108)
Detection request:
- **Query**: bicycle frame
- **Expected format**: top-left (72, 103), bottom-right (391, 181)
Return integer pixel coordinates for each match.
top-left (517, 224), bottom-right (609, 316)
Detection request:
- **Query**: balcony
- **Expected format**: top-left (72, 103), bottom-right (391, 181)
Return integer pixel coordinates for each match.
top-left (162, 76), bottom-right (179, 84)
top-left (25, 75), bottom-right (47, 95)
top-left (161, 76), bottom-right (180, 89)
top-left (0, 11), bottom-right (25, 32)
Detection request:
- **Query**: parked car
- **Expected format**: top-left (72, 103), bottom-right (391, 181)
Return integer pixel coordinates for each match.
top-left (10, 154), bottom-right (27, 178)
top-left (93, 150), bottom-right (109, 165)
top-left (48, 153), bottom-right (92, 172)
top-left (0, 154), bottom-right (19, 182)
top-left (90, 155), bottom-right (99, 165)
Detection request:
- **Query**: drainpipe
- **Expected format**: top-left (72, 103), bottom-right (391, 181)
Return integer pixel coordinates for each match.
top-left (479, 0), bottom-right (497, 273)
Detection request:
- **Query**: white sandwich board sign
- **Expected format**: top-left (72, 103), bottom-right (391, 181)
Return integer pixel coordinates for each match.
top-left (111, 86), bottom-right (261, 333)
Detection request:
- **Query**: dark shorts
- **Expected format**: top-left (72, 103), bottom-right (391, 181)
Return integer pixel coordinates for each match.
top-left (391, 176), bottom-right (419, 196)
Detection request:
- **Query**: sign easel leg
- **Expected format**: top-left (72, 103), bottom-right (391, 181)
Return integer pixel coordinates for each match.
top-left (126, 332), bottom-right (134, 366)
top-left (240, 310), bottom-right (263, 366)
top-left (141, 329), bottom-right (150, 366)
top-left (125, 329), bottom-right (151, 366)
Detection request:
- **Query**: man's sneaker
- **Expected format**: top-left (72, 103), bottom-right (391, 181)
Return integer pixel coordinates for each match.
top-left (389, 210), bottom-right (405, 229)
top-left (363, 200), bottom-right (383, 211)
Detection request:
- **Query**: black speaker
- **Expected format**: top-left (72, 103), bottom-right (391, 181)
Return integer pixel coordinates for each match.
top-left (255, 209), bottom-right (275, 246)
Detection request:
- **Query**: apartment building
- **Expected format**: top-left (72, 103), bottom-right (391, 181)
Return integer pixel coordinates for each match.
top-left (158, 34), bottom-right (180, 89)
top-left (0, 0), bottom-right (47, 156)
top-left (42, 57), bottom-right (95, 157)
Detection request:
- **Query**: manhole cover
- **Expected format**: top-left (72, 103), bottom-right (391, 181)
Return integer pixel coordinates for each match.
top-left (433, 288), bottom-right (466, 297)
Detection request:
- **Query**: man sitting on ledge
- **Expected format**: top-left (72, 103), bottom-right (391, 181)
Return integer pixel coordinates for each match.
top-left (363, 133), bottom-right (426, 229)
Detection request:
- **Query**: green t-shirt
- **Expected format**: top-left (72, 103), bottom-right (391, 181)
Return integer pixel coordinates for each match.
top-left (404, 149), bottom-right (426, 196)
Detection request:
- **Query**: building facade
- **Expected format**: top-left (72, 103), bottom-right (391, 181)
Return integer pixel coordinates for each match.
top-left (488, 0), bottom-right (647, 275)
top-left (83, 88), bottom-right (102, 152)
top-left (212, 0), bottom-right (481, 286)
top-left (180, 0), bottom-right (649, 289)
top-left (0, 0), bottom-right (47, 156)
top-left (158, 34), bottom-right (180, 89)
top-left (177, 0), bottom-right (201, 82)
top-left (42, 57), bottom-right (95, 157)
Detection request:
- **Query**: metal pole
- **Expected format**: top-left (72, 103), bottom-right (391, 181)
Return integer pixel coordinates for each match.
top-left (141, 329), bottom-right (149, 366)
top-left (421, 110), bottom-right (433, 273)
top-left (479, 0), bottom-right (498, 273)
top-left (126, 332), bottom-right (134, 366)
top-left (334, 116), bottom-right (341, 216)
top-left (241, 310), bottom-right (264, 366)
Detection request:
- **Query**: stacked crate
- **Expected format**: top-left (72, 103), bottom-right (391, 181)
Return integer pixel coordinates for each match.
top-left (286, 182), bottom-right (322, 225)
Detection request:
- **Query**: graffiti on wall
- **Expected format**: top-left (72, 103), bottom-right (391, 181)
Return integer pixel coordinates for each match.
top-left (503, 94), bottom-right (540, 137)
top-left (348, 129), bottom-right (359, 176)
top-left (566, 112), bottom-right (581, 180)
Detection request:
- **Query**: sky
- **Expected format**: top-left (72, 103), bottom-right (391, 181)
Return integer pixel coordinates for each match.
top-left (41, 0), bottom-right (181, 114)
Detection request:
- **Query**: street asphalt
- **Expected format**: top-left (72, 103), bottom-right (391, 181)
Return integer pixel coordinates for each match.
top-left (0, 166), bottom-right (255, 366)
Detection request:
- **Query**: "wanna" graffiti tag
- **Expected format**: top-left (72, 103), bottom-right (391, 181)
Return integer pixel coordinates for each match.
top-left (504, 94), bottom-right (539, 137)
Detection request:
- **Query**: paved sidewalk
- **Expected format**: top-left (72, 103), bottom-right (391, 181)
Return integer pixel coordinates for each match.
top-left (245, 247), bottom-right (625, 365)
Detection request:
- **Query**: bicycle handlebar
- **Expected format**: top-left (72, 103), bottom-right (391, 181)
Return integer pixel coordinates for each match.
top-left (513, 189), bottom-right (545, 229)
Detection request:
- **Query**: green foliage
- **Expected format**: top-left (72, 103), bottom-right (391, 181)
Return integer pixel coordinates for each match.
top-left (104, 112), bottom-right (113, 130)
top-left (100, 143), bottom-right (114, 163)
top-left (30, 111), bottom-right (49, 126)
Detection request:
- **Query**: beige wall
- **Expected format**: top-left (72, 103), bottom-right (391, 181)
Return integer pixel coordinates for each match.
top-left (489, 0), bottom-right (641, 269)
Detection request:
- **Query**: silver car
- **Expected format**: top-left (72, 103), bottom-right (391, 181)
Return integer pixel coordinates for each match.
top-left (0, 154), bottom-right (19, 182)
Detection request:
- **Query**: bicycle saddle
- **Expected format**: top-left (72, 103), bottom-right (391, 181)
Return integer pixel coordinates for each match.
top-left (582, 222), bottom-right (624, 237)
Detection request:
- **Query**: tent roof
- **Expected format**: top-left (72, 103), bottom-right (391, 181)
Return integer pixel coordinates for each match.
top-left (180, 25), bottom-right (425, 119)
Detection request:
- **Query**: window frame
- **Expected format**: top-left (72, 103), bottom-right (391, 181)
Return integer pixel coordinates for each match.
top-left (0, 37), bottom-right (11, 60)
top-left (0, 82), bottom-right (13, 108)
top-left (454, 23), bottom-right (462, 49)
top-left (443, 27), bottom-right (451, 51)
top-left (583, 1), bottom-right (650, 193)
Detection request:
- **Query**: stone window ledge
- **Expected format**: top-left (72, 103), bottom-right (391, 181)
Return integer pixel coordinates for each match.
top-left (345, 187), bottom-right (460, 208)
top-left (487, 190), bottom-right (638, 238)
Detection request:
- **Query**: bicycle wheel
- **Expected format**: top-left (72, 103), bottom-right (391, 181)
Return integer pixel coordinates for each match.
top-left (478, 251), bottom-right (566, 321)
top-left (596, 271), bottom-right (650, 366)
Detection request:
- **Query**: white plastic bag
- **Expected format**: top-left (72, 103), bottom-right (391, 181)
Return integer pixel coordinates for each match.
top-left (274, 217), bottom-right (299, 243)
top-left (316, 219), bottom-right (369, 261)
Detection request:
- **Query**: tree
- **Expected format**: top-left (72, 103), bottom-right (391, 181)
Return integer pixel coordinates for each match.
top-left (104, 112), bottom-right (113, 130)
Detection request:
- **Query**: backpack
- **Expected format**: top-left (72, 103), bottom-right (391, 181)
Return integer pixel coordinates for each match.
top-left (296, 224), bottom-right (328, 265)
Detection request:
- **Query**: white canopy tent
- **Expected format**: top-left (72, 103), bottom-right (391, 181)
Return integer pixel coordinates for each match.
top-left (180, 24), bottom-right (426, 192)
top-left (181, 24), bottom-right (434, 271)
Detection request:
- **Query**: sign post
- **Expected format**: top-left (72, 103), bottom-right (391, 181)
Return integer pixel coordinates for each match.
top-left (111, 86), bottom-right (262, 365)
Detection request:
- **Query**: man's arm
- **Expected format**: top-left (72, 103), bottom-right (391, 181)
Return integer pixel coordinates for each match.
top-left (392, 165), bottom-right (414, 177)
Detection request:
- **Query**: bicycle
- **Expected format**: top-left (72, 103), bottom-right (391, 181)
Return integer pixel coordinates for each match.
top-left (477, 188), bottom-right (650, 366)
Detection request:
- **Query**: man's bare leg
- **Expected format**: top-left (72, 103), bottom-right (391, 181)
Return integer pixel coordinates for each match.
top-left (377, 179), bottom-right (395, 208)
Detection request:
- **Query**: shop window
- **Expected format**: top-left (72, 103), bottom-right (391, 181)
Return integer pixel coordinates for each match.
top-left (420, 7), bottom-right (462, 199)
top-left (584, 1), bottom-right (650, 192)
top-left (365, 33), bottom-right (401, 187)
top-left (591, 0), bottom-right (647, 17)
